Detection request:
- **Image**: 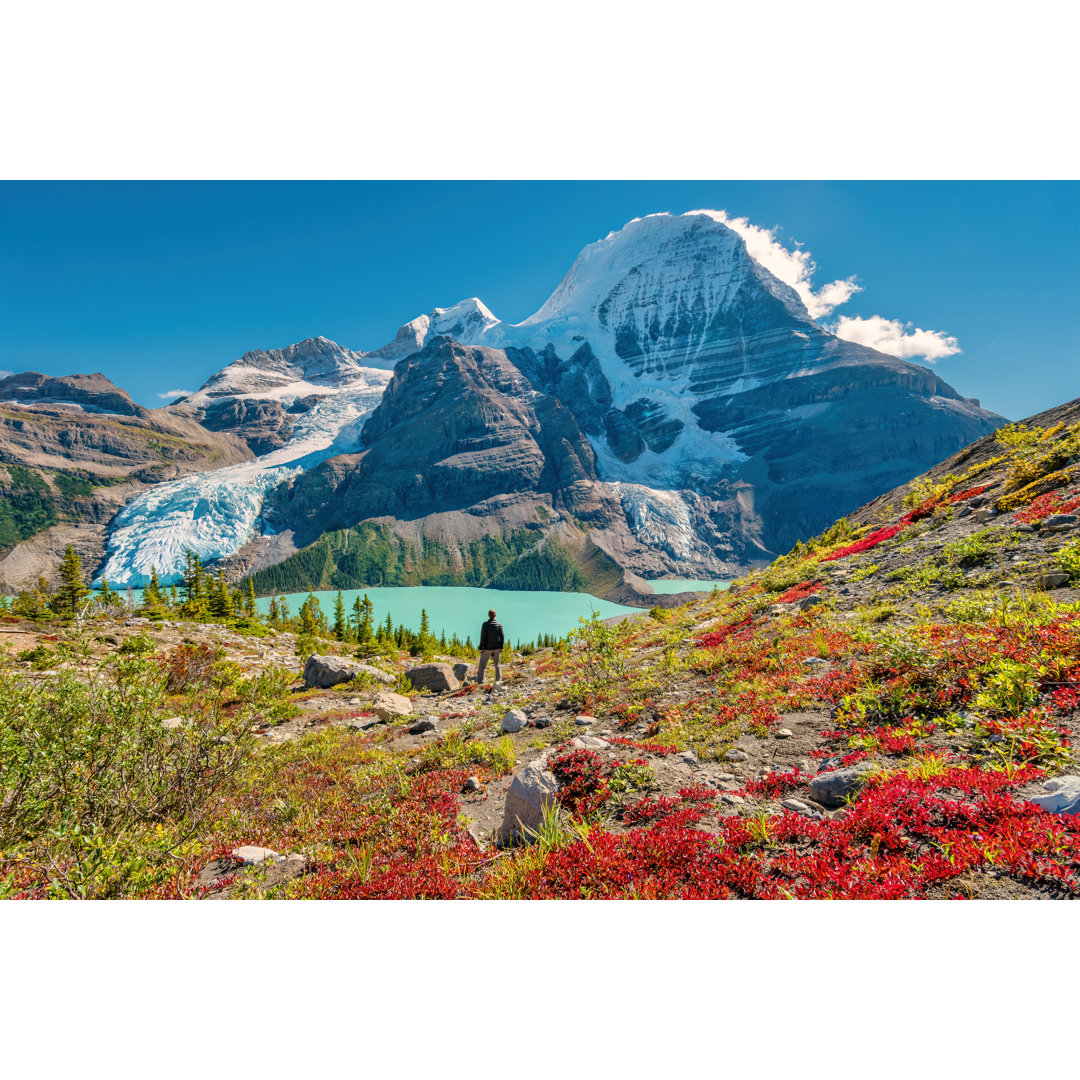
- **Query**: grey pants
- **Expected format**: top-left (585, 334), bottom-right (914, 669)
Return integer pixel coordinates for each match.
top-left (476, 649), bottom-right (501, 682)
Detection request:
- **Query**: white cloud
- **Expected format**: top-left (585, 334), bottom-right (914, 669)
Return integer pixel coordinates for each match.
top-left (156, 388), bottom-right (193, 399)
top-left (831, 315), bottom-right (961, 362)
top-left (687, 209), bottom-right (860, 318)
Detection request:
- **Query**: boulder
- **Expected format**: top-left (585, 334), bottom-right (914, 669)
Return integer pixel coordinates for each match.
top-left (1040, 571), bottom-right (1069, 590)
top-left (408, 715), bottom-right (439, 734)
top-left (501, 708), bottom-right (527, 734)
top-left (453, 663), bottom-right (471, 683)
top-left (405, 663), bottom-right (461, 693)
top-left (231, 846), bottom-right (279, 865)
top-left (498, 754), bottom-right (558, 844)
top-left (807, 761), bottom-right (878, 808)
top-left (303, 654), bottom-right (393, 688)
top-left (372, 690), bottom-right (413, 721)
top-left (1031, 776), bottom-right (1080, 816)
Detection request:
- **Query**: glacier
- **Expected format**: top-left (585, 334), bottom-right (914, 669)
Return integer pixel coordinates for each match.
top-left (99, 367), bottom-right (392, 585)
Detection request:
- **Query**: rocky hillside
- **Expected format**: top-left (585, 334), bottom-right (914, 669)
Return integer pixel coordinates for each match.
top-left (2, 400), bottom-right (1077, 899)
top-left (0, 372), bottom-right (251, 590)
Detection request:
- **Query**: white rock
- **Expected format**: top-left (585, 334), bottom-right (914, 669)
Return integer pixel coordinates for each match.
top-left (231, 846), bottom-right (279, 865)
top-left (571, 735), bottom-right (608, 751)
top-left (1031, 776), bottom-right (1080, 816)
top-left (372, 690), bottom-right (413, 721)
top-left (575, 715), bottom-right (597, 726)
top-left (501, 708), bottom-right (527, 734)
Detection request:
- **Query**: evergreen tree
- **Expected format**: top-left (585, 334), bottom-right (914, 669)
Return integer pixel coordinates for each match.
top-left (332, 590), bottom-right (348, 641)
top-left (209, 570), bottom-right (232, 619)
top-left (144, 566), bottom-right (164, 607)
top-left (55, 544), bottom-right (89, 616)
top-left (244, 579), bottom-right (257, 617)
top-left (268, 595), bottom-right (281, 626)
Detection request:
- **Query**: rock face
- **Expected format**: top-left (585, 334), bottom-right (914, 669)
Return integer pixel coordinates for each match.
top-left (303, 654), bottom-right (392, 688)
top-left (404, 663), bottom-right (461, 693)
top-left (498, 754), bottom-right (558, 844)
top-left (0, 372), bottom-right (252, 590)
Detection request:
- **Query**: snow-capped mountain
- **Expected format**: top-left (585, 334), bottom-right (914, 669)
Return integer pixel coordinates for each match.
top-left (95, 211), bottom-right (1004, 588)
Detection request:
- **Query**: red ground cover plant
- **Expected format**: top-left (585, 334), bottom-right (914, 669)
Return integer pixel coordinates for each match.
top-left (776, 581), bottom-right (823, 603)
top-left (607, 736), bottom-right (679, 756)
top-left (820, 524), bottom-right (905, 562)
top-left (695, 615), bottom-right (755, 648)
top-left (1014, 490), bottom-right (1080, 524)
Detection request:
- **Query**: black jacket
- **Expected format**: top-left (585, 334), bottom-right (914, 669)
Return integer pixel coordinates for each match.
top-left (479, 618), bottom-right (504, 651)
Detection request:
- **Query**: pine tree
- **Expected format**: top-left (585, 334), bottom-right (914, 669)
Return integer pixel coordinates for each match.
top-left (332, 590), bottom-right (348, 641)
top-left (209, 570), bottom-right (232, 619)
top-left (244, 579), bottom-right (257, 617)
top-left (99, 578), bottom-right (113, 607)
top-left (268, 596), bottom-right (281, 626)
top-left (55, 544), bottom-right (89, 616)
top-left (144, 566), bottom-right (164, 608)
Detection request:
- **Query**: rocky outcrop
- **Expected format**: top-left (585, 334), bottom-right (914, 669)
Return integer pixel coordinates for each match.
top-left (303, 654), bottom-right (393, 688)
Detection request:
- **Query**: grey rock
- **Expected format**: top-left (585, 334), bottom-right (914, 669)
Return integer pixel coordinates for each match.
top-left (1040, 571), bottom-right (1069, 590)
top-left (372, 690), bottom-right (413, 721)
top-left (1031, 776), bottom-right (1080, 816)
top-left (807, 761), bottom-right (878, 808)
top-left (802, 657), bottom-right (828, 666)
top-left (775, 728), bottom-right (794, 739)
top-left (464, 776), bottom-right (481, 792)
top-left (679, 751), bottom-right (699, 766)
top-left (716, 772), bottom-right (736, 782)
top-left (533, 715), bottom-right (552, 729)
top-left (453, 663), bottom-right (470, 682)
top-left (498, 754), bottom-right (558, 843)
top-left (575, 714), bottom-right (597, 726)
top-left (720, 793), bottom-right (745, 806)
top-left (572, 736), bottom-right (608, 751)
top-left (408, 715), bottom-right (438, 734)
top-left (1016, 524), bottom-right (1034, 533)
top-left (405, 662), bottom-right (461, 693)
top-left (303, 654), bottom-right (393, 688)
top-left (781, 798), bottom-right (810, 813)
top-left (1043, 514), bottom-right (1077, 527)
top-left (501, 709), bottom-right (528, 734)
top-left (723, 749), bottom-right (749, 762)
top-left (161, 716), bottom-right (186, 729)
top-left (797, 595), bottom-right (824, 611)
top-left (956, 505), bottom-right (973, 519)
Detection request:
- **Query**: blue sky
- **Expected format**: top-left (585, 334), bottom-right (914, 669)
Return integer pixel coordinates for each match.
top-left (0, 181), bottom-right (1076, 420)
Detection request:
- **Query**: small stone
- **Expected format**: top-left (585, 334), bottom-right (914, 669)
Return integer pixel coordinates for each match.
top-left (679, 751), bottom-right (699, 766)
top-left (775, 728), bottom-right (793, 739)
top-left (231, 845), bottom-right (279, 865)
top-left (575, 715), bottom-right (597, 727)
top-left (408, 716), bottom-right (438, 735)
top-left (348, 697), bottom-right (361, 706)
top-left (1015, 524), bottom-right (1034, 533)
top-left (533, 716), bottom-right (552, 729)
top-left (1043, 778), bottom-right (1068, 792)
top-left (1043, 513), bottom-right (1077, 527)
top-left (716, 773), bottom-right (736, 782)
top-left (464, 776), bottom-right (481, 793)
top-left (501, 709), bottom-right (528, 734)
top-left (721, 794), bottom-right (745, 806)
top-left (956, 506), bottom-right (973, 519)
top-left (781, 798), bottom-right (810, 813)
top-left (161, 717), bottom-right (185, 729)
top-left (802, 656), bottom-right (827, 666)
top-left (555, 698), bottom-right (573, 710)
top-left (572, 736), bottom-right (608, 751)
top-left (723, 749), bottom-right (749, 762)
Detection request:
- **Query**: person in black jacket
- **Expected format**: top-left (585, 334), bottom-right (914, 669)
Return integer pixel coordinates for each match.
top-left (476, 608), bottom-right (505, 685)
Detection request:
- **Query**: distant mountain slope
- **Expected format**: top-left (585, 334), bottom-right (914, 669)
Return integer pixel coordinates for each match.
top-left (0, 371), bottom-right (252, 591)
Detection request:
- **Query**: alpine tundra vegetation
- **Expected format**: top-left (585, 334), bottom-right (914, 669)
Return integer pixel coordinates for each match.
top-left (2, 400), bottom-right (1078, 899)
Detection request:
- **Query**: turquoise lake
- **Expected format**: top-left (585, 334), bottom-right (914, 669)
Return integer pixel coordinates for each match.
top-left (256, 586), bottom-right (641, 644)
top-left (647, 579), bottom-right (731, 595)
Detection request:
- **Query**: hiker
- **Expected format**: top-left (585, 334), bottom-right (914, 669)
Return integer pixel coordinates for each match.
top-left (476, 608), bottom-right (505, 685)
